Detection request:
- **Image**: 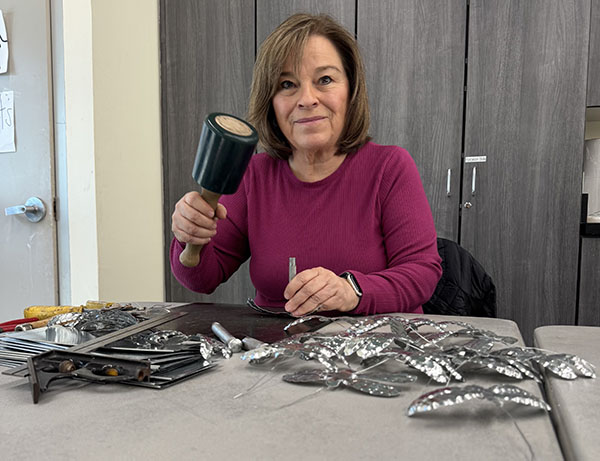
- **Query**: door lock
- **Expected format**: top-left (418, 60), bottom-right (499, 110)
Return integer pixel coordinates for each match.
top-left (463, 202), bottom-right (473, 209)
top-left (5, 197), bottom-right (47, 223)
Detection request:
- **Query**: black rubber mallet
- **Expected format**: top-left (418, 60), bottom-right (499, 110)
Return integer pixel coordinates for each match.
top-left (179, 112), bottom-right (258, 267)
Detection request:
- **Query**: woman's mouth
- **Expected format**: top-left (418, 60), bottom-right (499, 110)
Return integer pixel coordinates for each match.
top-left (295, 116), bottom-right (325, 124)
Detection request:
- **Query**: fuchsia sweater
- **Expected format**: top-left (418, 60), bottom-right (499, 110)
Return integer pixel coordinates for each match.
top-left (171, 142), bottom-right (442, 315)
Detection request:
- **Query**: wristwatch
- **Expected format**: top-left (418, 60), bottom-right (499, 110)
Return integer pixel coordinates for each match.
top-left (340, 272), bottom-right (362, 305)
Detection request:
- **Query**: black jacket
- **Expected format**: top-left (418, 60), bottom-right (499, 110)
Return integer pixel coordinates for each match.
top-left (423, 238), bottom-right (496, 317)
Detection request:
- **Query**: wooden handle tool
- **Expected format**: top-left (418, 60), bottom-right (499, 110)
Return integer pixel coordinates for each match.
top-left (179, 113), bottom-right (258, 267)
top-left (14, 318), bottom-right (51, 331)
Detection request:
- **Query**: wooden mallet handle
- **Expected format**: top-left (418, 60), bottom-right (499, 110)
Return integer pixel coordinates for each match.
top-left (179, 189), bottom-right (221, 267)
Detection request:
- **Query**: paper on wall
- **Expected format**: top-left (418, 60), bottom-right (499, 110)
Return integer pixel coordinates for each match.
top-left (0, 90), bottom-right (15, 153)
top-left (0, 10), bottom-right (8, 73)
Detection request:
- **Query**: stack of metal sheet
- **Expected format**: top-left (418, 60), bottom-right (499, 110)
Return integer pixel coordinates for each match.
top-left (1, 319), bottom-right (226, 396)
top-left (91, 344), bottom-right (218, 388)
top-left (0, 326), bottom-right (94, 368)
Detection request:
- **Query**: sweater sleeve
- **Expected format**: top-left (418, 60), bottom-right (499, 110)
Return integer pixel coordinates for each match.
top-left (350, 148), bottom-right (442, 315)
top-left (169, 180), bottom-right (251, 294)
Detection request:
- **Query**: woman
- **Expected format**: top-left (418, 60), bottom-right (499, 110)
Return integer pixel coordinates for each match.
top-left (170, 13), bottom-right (442, 317)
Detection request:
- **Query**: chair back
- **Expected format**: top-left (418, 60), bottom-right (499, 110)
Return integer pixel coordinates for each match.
top-left (423, 238), bottom-right (496, 317)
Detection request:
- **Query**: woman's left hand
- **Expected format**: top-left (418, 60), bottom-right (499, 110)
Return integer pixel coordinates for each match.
top-left (284, 267), bottom-right (359, 317)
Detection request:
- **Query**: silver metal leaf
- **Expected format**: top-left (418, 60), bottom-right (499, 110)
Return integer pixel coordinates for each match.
top-left (566, 355), bottom-right (596, 378)
top-left (282, 369), bottom-right (328, 384)
top-left (489, 384), bottom-right (551, 411)
top-left (457, 338), bottom-right (496, 354)
top-left (430, 354), bottom-right (464, 382)
top-left (389, 317), bottom-right (410, 337)
top-left (283, 315), bottom-right (338, 332)
top-left (347, 379), bottom-right (404, 397)
top-left (453, 328), bottom-right (518, 345)
top-left (500, 356), bottom-right (542, 382)
top-left (437, 319), bottom-right (474, 329)
top-left (407, 385), bottom-right (486, 416)
top-left (539, 354), bottom-right (596, 379)
top-left (282, 368), bottom-right (412, 397)
top-left (194, 334), bottom-right (232, 360)
top-left (346, 316), bottom-right (394, 335)
top-left (461, 355), bottom-right (524, 380)
top-left (361, 370), bottom-right (418, 384)
top-left (407, 384), bottom-right (550, 416)
top-left (538, 355), bottom-right (578, 380)
top-left (345, 334), bottom-right (396, 359)
top-left (405, 317), bottom-right (449, 332)
top-left (418, 330), bottom-right (456, 346)
top-left (240, 344), bottom-right (292, 364)
top-left (398, 353), bottom-right (450, 384)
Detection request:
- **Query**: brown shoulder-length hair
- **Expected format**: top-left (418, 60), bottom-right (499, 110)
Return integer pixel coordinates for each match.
top-left (248, 13), bottom-right (370, 160)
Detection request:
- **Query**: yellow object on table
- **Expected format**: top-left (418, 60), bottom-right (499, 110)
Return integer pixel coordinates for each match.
top-left (24, 305), bottom-right (83, 320)
top-left (23, 301), bottom-right (117, 320)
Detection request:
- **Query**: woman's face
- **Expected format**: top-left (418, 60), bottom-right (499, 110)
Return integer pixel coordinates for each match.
top-left (272, 35), bottom-right (349, 156)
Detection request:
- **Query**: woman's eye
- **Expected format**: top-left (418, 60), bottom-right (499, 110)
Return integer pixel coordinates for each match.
top-left (280, 80), bottom-right (295, 90)
top-left (319, 76), bottom-right (332, 85)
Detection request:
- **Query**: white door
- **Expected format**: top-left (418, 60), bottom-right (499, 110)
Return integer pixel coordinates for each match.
top-left (0, 0), bottom-right (57, 320)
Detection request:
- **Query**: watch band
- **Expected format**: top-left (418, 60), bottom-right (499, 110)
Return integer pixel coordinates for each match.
top-left (340, 272), bottom-right (362, 298)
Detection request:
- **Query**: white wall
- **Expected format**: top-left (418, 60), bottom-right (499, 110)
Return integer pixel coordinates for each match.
top-left (60, 0), bottom-right (99, 304)
top-left (91, 0), bottom-right (164, 303)
top-left (59, 0), bottom-right (164, 304)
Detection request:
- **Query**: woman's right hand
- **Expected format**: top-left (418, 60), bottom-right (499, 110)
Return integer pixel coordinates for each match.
top-left (171, 191), bottom-right (227, 246)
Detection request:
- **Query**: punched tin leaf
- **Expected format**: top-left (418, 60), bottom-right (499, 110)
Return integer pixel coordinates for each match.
top-left (397, 353), bottom-right (450, 384)
top-left (284, 315), bottom-right (343, 332)
top-left (282, 368), bottom-right (412, 397)
top-left (453, 328), bottom-right (518, 345)
top-left (346, 316), bottom-right (395, 335)
top-left (407, 384), bottom-right (550, 416)
top-left (538, 354), bottom-right (596, 379)
top-left (457, 355), bottom-right (524, 380)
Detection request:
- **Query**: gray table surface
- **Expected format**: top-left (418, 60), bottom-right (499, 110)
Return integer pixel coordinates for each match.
top-left (1, 313), bottom-right (563, 460)
top-left (534, 325), bottom-right (600, 461)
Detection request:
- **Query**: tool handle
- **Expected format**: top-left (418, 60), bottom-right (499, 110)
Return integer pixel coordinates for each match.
top-left (179, 188), bottom-right (222, 267)
top-left (24, 305), bottom-right (82, 320)
top-left (200, 188), bottom-right (221, 211)
top-left (1, 317), bottom-right (39, 327)
top-left (14, 318), bottom-right (50, 332)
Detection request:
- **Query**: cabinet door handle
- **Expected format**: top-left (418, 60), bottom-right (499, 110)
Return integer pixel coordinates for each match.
top-left (471, 167), bottom-right (477, 196)
top-left (447, 169), bottom-right (452, 196)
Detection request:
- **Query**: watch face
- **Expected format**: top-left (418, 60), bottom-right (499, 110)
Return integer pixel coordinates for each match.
top-left (343, 273), bottom-right (362, 297)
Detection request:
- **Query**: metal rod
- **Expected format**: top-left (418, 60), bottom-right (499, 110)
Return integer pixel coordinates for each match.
top-left (289, 257), bottom-right (296, 282)
top-left (211, 322), bottom-right (242, 352)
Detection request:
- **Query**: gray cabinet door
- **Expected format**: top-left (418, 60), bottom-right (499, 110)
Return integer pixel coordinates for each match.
top-left (161, 0), bottom-right (255, 303)
top-left (578, 237), bottom-right (600, 326)
top-left (588, 0), bottom-right (600, 106)
top-left (357, 0), bottom-right (466, 240)
top-left (462, 0), bottom-right (590, 343)
top-left (256, 0), bottom-right (355, 46)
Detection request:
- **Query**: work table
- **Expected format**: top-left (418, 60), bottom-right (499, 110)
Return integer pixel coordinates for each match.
top-left (1, 304), bottom-right (565, 460)
top-left (535, 325), bottom-right (600, 461)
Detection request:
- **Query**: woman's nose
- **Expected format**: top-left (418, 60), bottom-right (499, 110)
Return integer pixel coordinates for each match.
top-left (297, 84), bottom-right (318, 108)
